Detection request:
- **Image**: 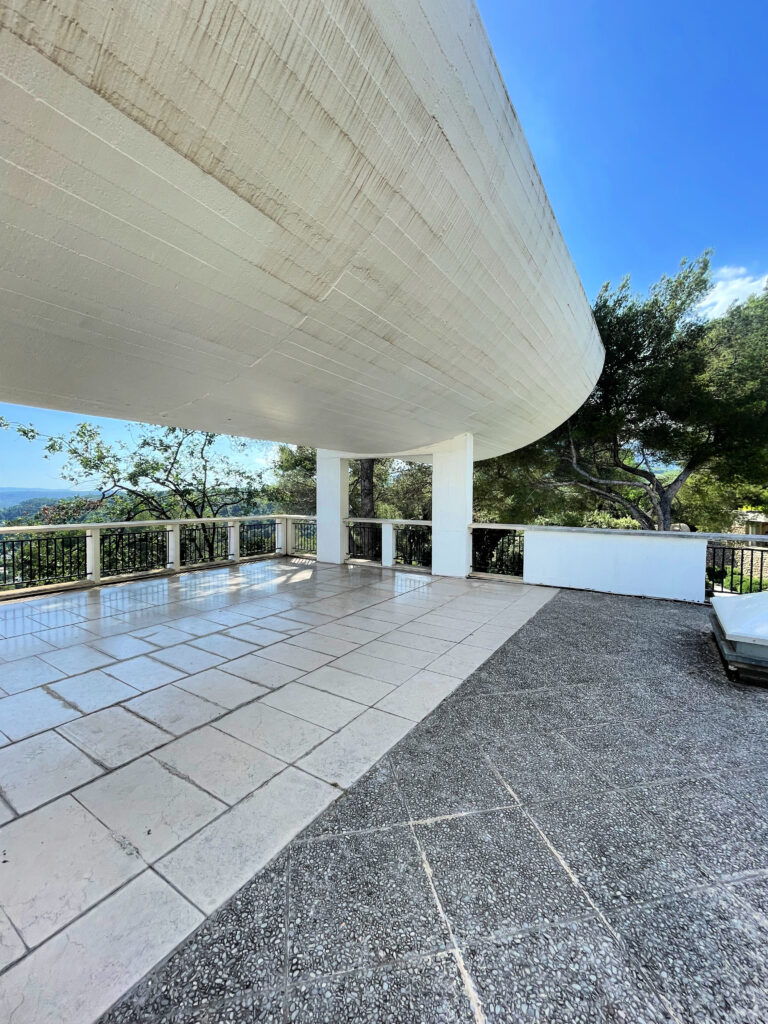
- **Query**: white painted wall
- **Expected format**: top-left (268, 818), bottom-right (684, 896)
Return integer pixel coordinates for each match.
top-left (522, 528), bottom-right (709, 603)
top-left (431, 434), bottom-right (474, 578)
top-left (316, 450), bottom-right (349, 564)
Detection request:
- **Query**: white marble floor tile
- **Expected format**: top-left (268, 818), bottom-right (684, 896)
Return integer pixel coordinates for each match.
top-left (300, 665), bottom-right (395, 705)
top-left (150, 643), bottom-right (225, 674)
top-left (0, 905), bottom-right (24, 972)
top-left (330, 651), bottom-right (417, 685)
top-left (278, 608), bottom-right (336, 626)
top-left (125, 685), bottom-right (221, 735)
top-left (156, 768), bottom-right (337, 914)
top-left (225, 624), bottom-right (288, 646)
top-left (76, 756), bottom-right (224, 861)
top-left (88, 634), bottom-right (157, 660)
top-left (161, 615), bottom-right (222, 636)
top-left (0, 688), bottom-right (80, 741)
top-left (50, 670), bottom-right (139, 714)
top-left (224, 653), bottom-right (305, 688)
top-left (285, 631), bottom-right (359, 658)
top-left (298, 709), bottom-right (412, 788)
top-left (355, 638), bottom-right (437, 669)
top-left (251, 614), bottom-right (305, 634)
top-left (58, 707), bottom-right (169, 767)
top-left (375, 669), bottom-right (463, 722)
top-left (0, 796), bottom-right (142, 946)
top-left (132, 625), bottom-right (196, 647)
top-left (0, 870), bottom-right (202, 1024)
top-left (154, 726), bottom-right (284, 805)
top-left (427, 643), bottom-right (492, 677)
top-left (0, 634), bottom-right (56, 662)
top-left (255, 641), bottom-right (333, 672)
top-left (174, 667), bottom-right (267, 709)
top-left (0, 655), bottom-right (65, 695)
top-left (188, 633), bottom-right (253, 660)
top-left (383, 629), bottom-right (454, 655)
top-left (0, 731), bottom-right (102, 813)
top-left (262, 681), bottom-right (365, 731)
top-left (38, 644), bottom-right (116, 675)
top-left (103, 655), bottom-right (187, 692)
top-left (313, 621), bottom-right (383, 645)
top-left (215, 702), bottom-right (330, 762)
top-left (37, 625), bottom-right (101, 648)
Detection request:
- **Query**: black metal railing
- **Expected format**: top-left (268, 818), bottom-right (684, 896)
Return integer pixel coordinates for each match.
top-left (293, 519), bottom-right (317, 555)
top-left (100, 529), bottom-right (168, 578)
top-left (395, 525), bottom-right (432, 569)
top-left (0, 532), bottom-right (87, 590)
top-left (348, 522), bottom-right (382, 562)
top-left (240, 520), bottom-right (276, 558)
top-left (180, 523), bottom-right (229, 566)
top-left (471, 527), bottom-right (524, 577)
top-left (706, 541), bottom-right (768, 596)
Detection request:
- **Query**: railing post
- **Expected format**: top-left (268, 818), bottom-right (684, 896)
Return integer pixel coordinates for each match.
top-left (86, 527), bottom-right (101, 584)
top-left (276, 516), bottom-right (287, 555)
top-left (228, 520), bottom-right (240, 562)
top-left (381, 523), bottom-right (394, 567)
top-left (167, 523), bottom-right (181, 571)
top-left (286, 518), bottom-right (296, 556)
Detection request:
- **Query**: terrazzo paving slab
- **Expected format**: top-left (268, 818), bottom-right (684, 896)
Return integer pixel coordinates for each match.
top-left (415, 807), bottom-right (592, 940)
top-left (289, 827), bottom-right (449, 977)
top-left (463, 919), bottom-right (673, 1022)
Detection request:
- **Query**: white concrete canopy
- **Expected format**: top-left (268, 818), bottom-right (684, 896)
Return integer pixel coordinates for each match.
top-left (0, 0), bottom-right (603, 460)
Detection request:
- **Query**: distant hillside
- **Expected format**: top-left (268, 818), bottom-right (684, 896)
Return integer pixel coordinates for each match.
top-left (0, 487), bottom-right (94, 506)
top-left (0, 489), bottom-right (98, 524)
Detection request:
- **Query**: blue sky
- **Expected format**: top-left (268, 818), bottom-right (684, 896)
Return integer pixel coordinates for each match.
top-left (2, 0), bottom-right (766, 488)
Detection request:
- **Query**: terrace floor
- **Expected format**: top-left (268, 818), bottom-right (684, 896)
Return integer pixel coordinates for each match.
top-left (2, 565), bottom-right (767, 1023)
top-left (0, 557), bottom-right (555, 1022)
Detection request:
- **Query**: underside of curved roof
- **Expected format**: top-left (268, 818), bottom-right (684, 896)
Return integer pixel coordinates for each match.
top-left (0, 0), bottom-right (604, 459)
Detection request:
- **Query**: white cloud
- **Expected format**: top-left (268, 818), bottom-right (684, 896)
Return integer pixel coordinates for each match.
top-left (698, 265), bottom-right (768, 319)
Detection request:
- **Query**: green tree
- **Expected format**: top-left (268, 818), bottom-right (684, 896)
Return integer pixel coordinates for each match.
top-left (673, 470), bottom-right (768, 533)
top-left (0, 420), bottom-right (267, 522)
top-left (530, 255), bottom-right (768, 530)
top-left (266, 445), bottom-right (317, 515)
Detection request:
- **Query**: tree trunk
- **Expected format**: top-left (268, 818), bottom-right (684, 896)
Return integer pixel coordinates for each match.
top-left (360, 459), bottom-right (375, 518)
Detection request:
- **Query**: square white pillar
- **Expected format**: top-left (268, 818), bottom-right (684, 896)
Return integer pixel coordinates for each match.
top-left (431, 433), bottom-right (473, 577)
top-left (316, 450), bottom-right (350, 564)
top-left (381, 523), bottom-right (395, 567)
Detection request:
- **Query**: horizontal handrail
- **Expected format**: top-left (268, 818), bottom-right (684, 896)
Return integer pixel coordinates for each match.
top-left (0, 514), bottom-right (316, 536)
top-left (469, 523), bottom-right (768, 544)
top-left (345, 517), bottom-right (432, 526)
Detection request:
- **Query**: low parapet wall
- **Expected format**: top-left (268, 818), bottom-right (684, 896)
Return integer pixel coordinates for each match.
top-left (522, 527), bottom-right (709, 603)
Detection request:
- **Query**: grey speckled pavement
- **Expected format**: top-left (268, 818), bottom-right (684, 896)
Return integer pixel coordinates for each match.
top-left (100, 588), bottom-right (768, 1023)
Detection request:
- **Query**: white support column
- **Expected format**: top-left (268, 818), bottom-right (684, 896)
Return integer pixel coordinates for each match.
top-left (275, 517), bottom-right (285, 555)
top-left (167, 523), bottom-right (181, 571)
top-left (431, 433), bottom-right (473, 577)
top-left (316, 450), bottom-right (350, 564)
top-left (86, 527), bottom-right (101, 584)
top-left (381, 522), bottom-right (395, 568)
top-left (228, 520), bottom-right (240, 562)
top-left (286, 518), bottom-right (296, 556)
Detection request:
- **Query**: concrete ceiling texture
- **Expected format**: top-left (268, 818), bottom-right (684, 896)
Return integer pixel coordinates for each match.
top-left (0, 0), bottom-right (604, 460)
